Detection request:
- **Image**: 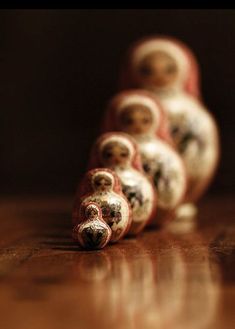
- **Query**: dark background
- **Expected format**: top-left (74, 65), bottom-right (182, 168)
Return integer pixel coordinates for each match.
top-left (1, 9), bottom-right (234, 195)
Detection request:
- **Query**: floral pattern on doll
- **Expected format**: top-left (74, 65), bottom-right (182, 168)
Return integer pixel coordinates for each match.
top-left (122, 183), bottom-right (151, 219)
top-left (99, 200), bottom-right (122, 227)
top-left (74, 203), bottom-right (111, 249)
top-left (169, 112), bottom-right (206, 155)
top-left (141, 154), bottom-right (181, 208)
top-left (122, 184), bottom-right (144, 208)
top-left (168, 109), bottom-right (215, 182)
top-left (81, 225), bottom-right (108, 249)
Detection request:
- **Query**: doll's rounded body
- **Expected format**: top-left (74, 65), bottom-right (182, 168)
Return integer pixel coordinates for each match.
top-left (72, 202), bottom-right (112, 249)
top-left (135, 135), bottom-right (186, 209)
top-left (73, 169), bottom-right (131, 243)
top-left (156, 90), bottom-right (219, 201)
top-left (114, 164), bottom-right (155, 233)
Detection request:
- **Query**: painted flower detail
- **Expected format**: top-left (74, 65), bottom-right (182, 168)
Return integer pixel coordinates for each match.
top-left (100, 201), bottom-right (122, 227)
top-left (81, 226), bottom-right (107, 249)
top-left (142, 157), bottom-right (179, 206)
top-left (122, 184), bottom-right (144, 208)
top-left (170, 114), bottom-right (206, 155)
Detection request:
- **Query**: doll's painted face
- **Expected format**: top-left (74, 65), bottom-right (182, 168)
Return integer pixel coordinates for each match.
top-left (136, 50), bottom-right (179, 88)
top-left (92, 173), bottom-right (113, 192)
top-left (85, 205), bottom-right (99, 219)
top-left (101, 141), bottom-right (131, 167)
top-left (119, 104), bottom-right (154, 135)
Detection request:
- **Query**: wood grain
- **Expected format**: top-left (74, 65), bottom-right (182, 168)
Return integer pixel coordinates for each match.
top-left (0, 194), bottom-right (234, 329)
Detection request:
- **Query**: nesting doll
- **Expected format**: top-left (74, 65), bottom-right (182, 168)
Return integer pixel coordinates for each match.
top-left (119, 35), bottom-right (201, 98)
top-left (73, 168), bottom-right (131, 243)
top-left (72, 201), bottom-right (112, 250)
top-left (119, 36), bottom-right (220, 203)
top-left (88, 132), bottom-right (156, 234)
top-left (102, 90), bottom-right (187, 224)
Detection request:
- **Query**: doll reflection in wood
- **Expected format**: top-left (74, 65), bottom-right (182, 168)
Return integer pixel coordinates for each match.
top-left (119, 36), bottom-right (220, 206)
top-left (73, 168), bottom-right (131, 243)
top-left (72, 202), bottom-right (112, 250)
top-left (101, 90), bottom-right (187, 225)
top-left (88, 132), bottom-right (156, 234)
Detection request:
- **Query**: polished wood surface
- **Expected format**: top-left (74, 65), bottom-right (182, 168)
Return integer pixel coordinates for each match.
top-left (0, 194), bottom-right (234, 329)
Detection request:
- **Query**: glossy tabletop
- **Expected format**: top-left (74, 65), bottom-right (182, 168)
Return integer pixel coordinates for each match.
top-left (0, 194), bottom-right (234, 329)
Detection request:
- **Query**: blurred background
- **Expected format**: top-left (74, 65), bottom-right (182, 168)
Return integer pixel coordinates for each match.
top-left (0, 9), bottom-right (234, 195)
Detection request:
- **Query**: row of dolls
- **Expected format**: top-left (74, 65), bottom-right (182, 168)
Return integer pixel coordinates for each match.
top-left (72, 35), bottom-right (220, 250)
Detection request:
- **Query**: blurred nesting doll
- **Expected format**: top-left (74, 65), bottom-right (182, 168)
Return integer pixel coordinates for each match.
top-left (73, 168), bottom-right (131, 243)
top-left (101, 90), bottom-right (187, 225)
top-left (88, 132), bottom-right (157, 234)
top-left (72, 201), bottom-right (112, 250)
top-left (119, 36), bottom-right (220, 204)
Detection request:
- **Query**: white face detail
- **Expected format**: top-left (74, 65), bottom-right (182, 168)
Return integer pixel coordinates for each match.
top-left (117, 94), bottom-right (161, 135)
top-left (99, 137), bottom-right (134, 169)
top-left (91, 172), bottom-right (114, 193)
top-left (84, 204), bottom-right (100, 220)
top-left (118, 103), bottom-right (155, 135)
top-left (132, 40), bottom-right (189, 90)
top-left (136, 51), bottom-right (179, 89)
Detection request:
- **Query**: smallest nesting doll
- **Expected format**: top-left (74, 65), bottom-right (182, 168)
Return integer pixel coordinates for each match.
top-left (73, 168), bottom-right (131, 243)
top-left (88, 132), bottom-right (157, 235)
top-left (72, 201), bottom-right (112, 250)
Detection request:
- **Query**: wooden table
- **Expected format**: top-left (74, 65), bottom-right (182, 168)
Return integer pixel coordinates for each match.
top-left (0, 194), bottom-right (234, 329)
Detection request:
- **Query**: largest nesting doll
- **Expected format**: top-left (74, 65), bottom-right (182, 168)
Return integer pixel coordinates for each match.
top-left (119, 36), bottom-right (220, 203)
